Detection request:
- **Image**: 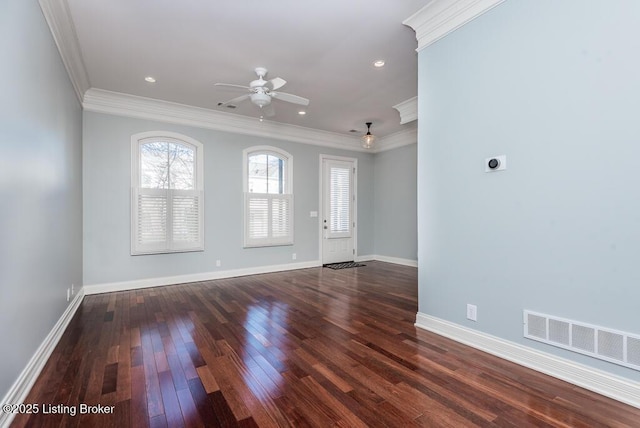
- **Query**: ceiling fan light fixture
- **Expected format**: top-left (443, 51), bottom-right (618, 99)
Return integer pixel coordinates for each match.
top-left (251, 92), bottom-right (271, 107)
top-left (361, 122), bottom-right (376, 149)
top-left (215, 67), bottom-right (309, 118)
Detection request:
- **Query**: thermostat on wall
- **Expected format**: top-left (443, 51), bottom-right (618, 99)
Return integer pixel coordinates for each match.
top-left (485, 155), bottom-right (506, 172)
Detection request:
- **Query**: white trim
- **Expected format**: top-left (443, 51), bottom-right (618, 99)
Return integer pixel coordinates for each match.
top-left (39, 0), bottom-right (90, 102)
top-left (355, 254), bottom-right (376, 263)
top-left (374, 128), bottom-right (417, 153)
top-left (357, 254), bottom-right (418, 268)
top-left (0, 288), bottom-right (85, 428)
top-left (403, 0), bottom-right (507, 51)
top-left (392, 97), bottom-right (418, 125)
top-left (84, 89), bottom-right (369, 151)
top-left (415, 312), bottom-right (640, 409)
top-left (84, 261), bottom-right (321, 295)
top-left (84, 89), bottom-right (411, 153)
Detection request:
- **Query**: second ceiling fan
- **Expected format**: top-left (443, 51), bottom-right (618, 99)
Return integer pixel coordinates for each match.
top-left (215, 67), bottom-right (309, 118)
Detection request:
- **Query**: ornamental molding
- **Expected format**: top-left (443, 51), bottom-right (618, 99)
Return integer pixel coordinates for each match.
top-left (403, 0), bottom-right (507, 51)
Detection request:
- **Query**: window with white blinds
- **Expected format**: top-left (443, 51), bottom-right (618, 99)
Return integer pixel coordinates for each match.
top-left (243, 146), bottom-right (293, 247)
top-left (329, 166), bottom-right (351, 236)
top-left (131, 132), bottom-right (204, 255)
top-left (326, 162), bottom-right (353, 238)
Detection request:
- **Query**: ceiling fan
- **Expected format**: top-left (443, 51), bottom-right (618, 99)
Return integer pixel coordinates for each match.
top-left (215, 67), bottom-right (309, 118)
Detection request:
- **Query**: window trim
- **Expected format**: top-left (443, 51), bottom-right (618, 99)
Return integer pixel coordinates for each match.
top-left (243, 146), bottom-right (293, 248)
top-left (131, 131), bottom-right (204, 255)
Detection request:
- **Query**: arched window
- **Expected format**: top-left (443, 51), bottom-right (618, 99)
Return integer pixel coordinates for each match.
top-left (131, 132), bottom-right (204, 254)
top-left (243, 146), bottom-right (293, 247)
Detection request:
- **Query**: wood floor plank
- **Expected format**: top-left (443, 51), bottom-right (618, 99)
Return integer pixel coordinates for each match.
top-left (157, 370), bottom-right (184, 428)
top-left (15, 262), bottom-right (640, 427)
top-left (129, 365), bottom-right (150, 428)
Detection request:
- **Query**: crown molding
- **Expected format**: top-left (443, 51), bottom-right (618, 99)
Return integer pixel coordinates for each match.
top-left (393, 96), bottom-right (418, 124)
top-left (84, 88), bottom-right (411, 153)
top-left (374, 127), bottom-right (417, 153)
top-left (39, 0), bottom-right (90, 102)
top-left (403, 0), bottom-right (506, 51)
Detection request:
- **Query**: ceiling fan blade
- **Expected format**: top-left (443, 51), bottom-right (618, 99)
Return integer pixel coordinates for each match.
top-left (214, 83), bottom-right (250, 91)
top-left (270, 91), bottom-right (310, 106)
top-left (267, 77), bottom-right (286, 91)
top-left (220, 94), bottom-right (249, 105)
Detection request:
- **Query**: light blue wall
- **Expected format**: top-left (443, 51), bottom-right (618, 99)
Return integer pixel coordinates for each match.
top-left (374, 144), bottom-right (417, 261)
top-left (418, 0), bottom-right (640, 380)
top-left (83, 112), bottom-right (375, 285)
top-left (0, 1), bottom-right (83, 397)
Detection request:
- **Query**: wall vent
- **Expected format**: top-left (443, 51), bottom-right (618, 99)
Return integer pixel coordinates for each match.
top-left (524, 310), bottom-right (640, 371)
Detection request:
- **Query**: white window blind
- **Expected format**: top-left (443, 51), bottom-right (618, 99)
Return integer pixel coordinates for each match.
top-left (245, 193), bottom-right (293, 247)
top-left (243, 146), bottom-right (293, 247)
top-left (329, 166), bottom-right (351, 238)
top-left (135, 190), bottom-right (167, 250)
top-left (171, 191), bottom-right (203, 248)
top-left (131, 133), bottom-right (204, 255)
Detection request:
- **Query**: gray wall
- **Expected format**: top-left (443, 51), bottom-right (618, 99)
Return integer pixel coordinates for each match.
top-left (83, 112), bottom-right (376, 285)
top-left (418, 0), bottom-right (640, 380)
top-left (374, 144), bottom-right (417, 261)
top-left (0, 1), bottom-right (83, 398)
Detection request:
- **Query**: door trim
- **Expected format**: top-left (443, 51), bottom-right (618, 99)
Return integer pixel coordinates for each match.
top-left (319, 154), bottom-right (358, 264)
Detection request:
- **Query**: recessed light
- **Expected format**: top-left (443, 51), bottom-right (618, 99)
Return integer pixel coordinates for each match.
top-left (298, 110), bottom-right (306, 115)
top-left (144, 76), bottom-right (156, 83)
top-left (373, 60), bottom-right (385, 68)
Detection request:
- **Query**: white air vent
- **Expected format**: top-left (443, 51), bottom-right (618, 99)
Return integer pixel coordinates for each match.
top-left (549, 319), bottom-right (570, 346)
top-left (526, 313), bottom-right (547, 339)
top-left (524, 310), bottom-right (640, 371)
top-left (572, 324), bottom-right (595, 353)
top-left (628, 337), bottom-right (640, 366)
top-left (598, 330), bottom-right (624, 361)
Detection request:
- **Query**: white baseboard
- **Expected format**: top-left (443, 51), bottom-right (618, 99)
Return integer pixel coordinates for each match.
top-left (356, 254), bottom-right (418, 267)
top-left (415, 312), bottom-right (640, 409)
top-left (85, 256), bottom-right (418, 296)
top-left (0, 288), bottom-right (85, 428)
top-left (374, 254), bottom-right (418, 267)
top-left (84, 260), bottom-right (321, 295)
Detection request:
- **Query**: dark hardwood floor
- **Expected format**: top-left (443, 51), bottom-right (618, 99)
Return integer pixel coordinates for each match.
top-left (12, 262), bottom-right (640, 427)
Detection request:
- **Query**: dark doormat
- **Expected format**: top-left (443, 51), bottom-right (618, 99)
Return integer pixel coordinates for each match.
top-left (323, 262), bottom-right (366, 270)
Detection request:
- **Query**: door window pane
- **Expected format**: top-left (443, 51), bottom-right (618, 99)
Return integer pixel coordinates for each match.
top-left (330, 166), bottom-right (350, 234)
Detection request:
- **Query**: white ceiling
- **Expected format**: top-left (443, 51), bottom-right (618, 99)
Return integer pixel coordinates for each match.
top-left (62, 0), bottom-right (427, 138)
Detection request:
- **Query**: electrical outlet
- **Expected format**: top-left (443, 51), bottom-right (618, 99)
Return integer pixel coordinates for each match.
top-left (292, 253), bottom-right (297, 260)
top-left (467, 304), bottom-right (477, 321)
top-left (216, 260), bottom-right (221, 267)
top-left (66, 288), bottom-right (70, 302)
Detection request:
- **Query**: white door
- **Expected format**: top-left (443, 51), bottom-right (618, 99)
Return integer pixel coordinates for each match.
top-left (321, 158), bottom-right (355, 264)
